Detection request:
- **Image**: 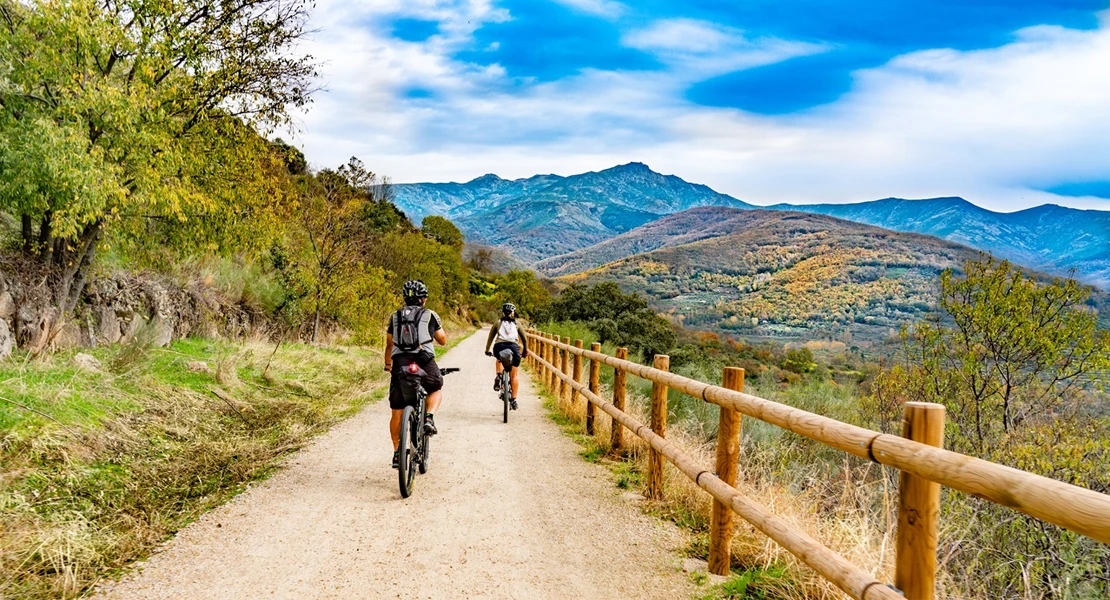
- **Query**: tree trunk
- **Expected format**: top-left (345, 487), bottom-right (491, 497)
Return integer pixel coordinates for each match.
top-left (21, 214), bottom-right (33, 254)
top-left (38, 211), bottom-right (53, 263)
top-left (32, 220), bottom-right (102, 355)
top-left (311, 290), bottom-right (321, 343)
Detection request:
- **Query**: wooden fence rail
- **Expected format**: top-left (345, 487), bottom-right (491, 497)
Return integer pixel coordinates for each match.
top-left (523, 329), bottom-right (1110, 600)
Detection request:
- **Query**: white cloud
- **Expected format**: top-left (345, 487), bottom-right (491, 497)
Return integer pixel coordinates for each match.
top-left (623, 18), bottom-right (827, 77)
top-left (286, 4), bottom-right (1110, 212)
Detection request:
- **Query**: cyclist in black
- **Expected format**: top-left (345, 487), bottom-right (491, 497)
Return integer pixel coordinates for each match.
top-left (385, 281), bottom-right (448, 469)
top-left (484, 302), bottom-right (529, 410)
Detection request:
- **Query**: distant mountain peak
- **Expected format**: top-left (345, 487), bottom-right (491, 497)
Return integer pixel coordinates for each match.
top-left (605, 161), bottom-right (654, 174)
top-left (467, 173), bottom-right (503, 185)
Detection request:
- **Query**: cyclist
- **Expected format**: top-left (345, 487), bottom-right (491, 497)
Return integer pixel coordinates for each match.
top-left (385, 280), bottom-right (448, 469)
top-left (484, 302), bottom-right (529, 410)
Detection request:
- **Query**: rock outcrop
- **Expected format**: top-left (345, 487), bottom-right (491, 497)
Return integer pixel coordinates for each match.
top-left (0, 264), bottom-right (271, 356)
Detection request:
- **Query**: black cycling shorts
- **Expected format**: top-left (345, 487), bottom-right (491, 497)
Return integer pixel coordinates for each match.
top-left (492, 342), bottom-right (522, 368)
top-left (389, 353), bottom-right (443, 410)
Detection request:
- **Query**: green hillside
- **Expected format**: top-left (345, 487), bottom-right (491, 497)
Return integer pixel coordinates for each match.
top-left (559, 208), bottom-right (1018, 343)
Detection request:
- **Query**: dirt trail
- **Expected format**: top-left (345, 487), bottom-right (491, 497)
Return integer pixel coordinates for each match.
top-left (91, 328), bottom-right (697, 599)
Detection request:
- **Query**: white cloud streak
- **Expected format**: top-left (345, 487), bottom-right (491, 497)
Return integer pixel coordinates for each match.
top-left (623, 18), bottom-right (828, 77)
top-left (551, 0), bottom-right (626, 19)
top-left (285, 4), bottom-right (1110, 212)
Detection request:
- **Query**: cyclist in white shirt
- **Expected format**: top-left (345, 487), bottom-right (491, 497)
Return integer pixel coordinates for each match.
top-left (484, 303), bottom-right (529, 410)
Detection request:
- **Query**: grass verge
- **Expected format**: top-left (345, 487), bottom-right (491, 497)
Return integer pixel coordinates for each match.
top-left (0, 325), bottom-right (472, 600)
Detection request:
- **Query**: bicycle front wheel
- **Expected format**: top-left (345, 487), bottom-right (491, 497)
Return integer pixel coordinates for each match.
top-left (398, 405), bottom-right (417, 498)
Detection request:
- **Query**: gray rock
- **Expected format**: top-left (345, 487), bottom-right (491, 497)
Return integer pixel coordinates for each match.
top-left (186, 360), bottom-right (210, 374)
top-left (0, 292), bottom-right (15, 320)
top-left (0, 319), bottom-right (12, 360)
top-left (682, 558), bottom-right (728, 585)
top-left (96, 306), bottom-right (121, 344)
top-left (54, 321), bottom-right (87, 350)
top-left (72, 352), bottom-right (102, 371)
top-left (151, 316), bottom-right (174, 347)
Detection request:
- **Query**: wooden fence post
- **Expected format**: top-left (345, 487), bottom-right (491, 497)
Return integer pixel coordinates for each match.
top-left (709, 367), bottom-right (744, 576)
top-left (543, 332), bottom-right (552, 392)
top-left (610, 347), bottom-right (629, 453)
top-left (587, 342), bottom-right (601, 435)
top-left (895, 402), bottom-right (945, 600)
top-left (647, 354), bottom-right (670, 500)
top-left (542, 334), bottom-right (552, 391)
top-left (526, 330), bottom-right (534, 369)
top-left (572, 339), bottom-right (584, 407)
top-left (560, 336), bottom-right (571, 403)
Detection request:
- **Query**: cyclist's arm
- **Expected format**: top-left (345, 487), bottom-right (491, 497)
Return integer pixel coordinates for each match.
top-left (485, 325), bottom-right (497, 353)
top-left (517, 328), bottom-right (529, 356)
top-left (384, 333), bottom-right (393, 371)
top-left (430, 311), bottom-right (447, 345)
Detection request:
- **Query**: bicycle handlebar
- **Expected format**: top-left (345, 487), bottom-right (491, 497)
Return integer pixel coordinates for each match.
top-left (441, 367), bottom-right (461, 375)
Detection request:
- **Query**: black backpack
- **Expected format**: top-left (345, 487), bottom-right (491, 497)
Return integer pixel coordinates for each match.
top-left (394, 306), bottom-right (426, 353)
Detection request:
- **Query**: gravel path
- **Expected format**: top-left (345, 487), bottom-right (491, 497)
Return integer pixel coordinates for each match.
top-left (90, 328), bottom-right (697, 599)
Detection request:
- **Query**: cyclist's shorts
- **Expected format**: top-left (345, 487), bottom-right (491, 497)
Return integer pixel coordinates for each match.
top-left (493, 342), bottom-right (522, 368)
top-left (389, 353), bottom-right (443, 410)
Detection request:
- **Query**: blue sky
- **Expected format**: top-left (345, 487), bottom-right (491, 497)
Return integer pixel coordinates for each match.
top-left (289, 0), bottom-right (1110, 211)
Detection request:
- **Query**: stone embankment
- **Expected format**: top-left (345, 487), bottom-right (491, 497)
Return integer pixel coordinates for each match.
top-left (0, 266), bottom-right (268, 359)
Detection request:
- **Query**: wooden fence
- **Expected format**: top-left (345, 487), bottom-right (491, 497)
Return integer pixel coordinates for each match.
top-left (523, 329), bottom-right (1110, 600)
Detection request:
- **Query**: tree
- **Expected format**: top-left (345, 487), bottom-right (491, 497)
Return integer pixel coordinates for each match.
top-left (0, 0), bottom-right (316, 348)
top-left (421, 216), bottom-right (464, 250)
top-left (867, 257), bottom-right (1110, 454)
top-left (466, 247), bottom-right (494, 273)
top-left (493, 270), bottom-right (550, 318)
top-left (541, 281), bottom-right (675, 358)
top-left (282, 158), bottom-right (393, 342)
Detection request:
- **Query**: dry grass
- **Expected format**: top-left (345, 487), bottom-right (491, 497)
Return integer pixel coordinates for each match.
top-left (532, 359), bottom-right (898, 600)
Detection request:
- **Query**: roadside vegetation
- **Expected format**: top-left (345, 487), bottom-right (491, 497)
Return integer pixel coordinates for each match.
top-left (535, 257), bottom-right (1110, 600)
top-left (0, 338), bottom-right (381, 599)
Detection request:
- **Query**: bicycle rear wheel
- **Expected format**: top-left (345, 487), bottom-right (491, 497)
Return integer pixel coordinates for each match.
top-left (502, 375), bottom-right (510, 423)
top-left (418, 420), bottom-right (431, 474)
top-left (397, 405), bottom-right (417, 497)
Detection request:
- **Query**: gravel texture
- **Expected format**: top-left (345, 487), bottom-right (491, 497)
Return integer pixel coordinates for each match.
top-left (90, 329), bottom-right (696, 599)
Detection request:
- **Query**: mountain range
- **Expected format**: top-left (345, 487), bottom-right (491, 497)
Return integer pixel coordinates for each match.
top-left (393, 163), bottom-right (1110, 288)
top-left (394, 163), bottom-right (749, 262)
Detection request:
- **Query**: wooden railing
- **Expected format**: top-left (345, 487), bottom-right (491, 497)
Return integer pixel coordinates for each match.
top-left (523, 329), bottom-right (1110, 600)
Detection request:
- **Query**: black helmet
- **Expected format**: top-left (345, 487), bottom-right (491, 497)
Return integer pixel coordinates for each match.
top-left (402, 280), bottom-right (429, 304)
top-left (501, 302), bottom-right (516, 317)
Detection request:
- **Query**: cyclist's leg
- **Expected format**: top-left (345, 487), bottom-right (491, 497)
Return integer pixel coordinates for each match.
top-left (387, 372), bottom-right (407, 450)
top-left (426, 390), bottom-right (443, 414)
top-left (390, 409), bottom-right (404, 450)
top-left (422, 359), bottom-right (444, 415)
top-left (510, 365), bottom-right (521, 398)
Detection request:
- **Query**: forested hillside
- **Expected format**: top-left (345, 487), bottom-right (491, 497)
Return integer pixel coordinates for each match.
top-left (774, 197), bottom-right (1110, 288)
top-left (556, 208), bottom-right (1094, 343)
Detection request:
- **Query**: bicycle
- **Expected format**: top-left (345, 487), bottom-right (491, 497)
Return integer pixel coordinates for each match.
top-left (495, 348), bottom-right (514, 423)
top-left (397, 363), bottom-right (459, 498)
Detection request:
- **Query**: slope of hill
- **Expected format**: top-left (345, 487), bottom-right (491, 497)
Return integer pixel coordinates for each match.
top-left (393, 163), bottom-right (751, 262)
top-left (774, 197), bottom-right (1110, 288)
top-left (558, 209), bottom-right (1013, 343)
